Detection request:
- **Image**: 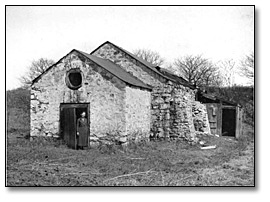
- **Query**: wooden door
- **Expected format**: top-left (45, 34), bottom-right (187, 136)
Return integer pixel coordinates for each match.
top-left (235, 107), bottom-right (243, 139)
top-left (60, 103), bottom-right (90, 149)
top-left (61, 107), bottom-right (77, 149)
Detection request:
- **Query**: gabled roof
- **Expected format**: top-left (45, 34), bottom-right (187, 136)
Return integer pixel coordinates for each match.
top-left (91, 41), bottom-right (161, 74)
top-left (32, 49), bottom-right (152, 90)
top-left (76, 50), bottom-right (152, 90)
top-left (90, 41), bottom-right (195, 89)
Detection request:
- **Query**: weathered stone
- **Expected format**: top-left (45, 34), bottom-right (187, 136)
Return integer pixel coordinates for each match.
top-left (125, 86), bottom-right (151, 138)
top-left (160, 104), bottom-right (169, 110)
top-left (192, 101), bottom-right (211, 134)
top-left (31, 51), bottom-right (151, 145)
top-left (119, 136), bottom-right (127, 143)
top-left (31, 41), bottom-right (209, 146)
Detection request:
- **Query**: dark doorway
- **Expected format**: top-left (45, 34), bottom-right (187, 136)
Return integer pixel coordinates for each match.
top-left (60, 103), bottom-right (89, 149)
top-left (222, 108), bottom-right (236, 137)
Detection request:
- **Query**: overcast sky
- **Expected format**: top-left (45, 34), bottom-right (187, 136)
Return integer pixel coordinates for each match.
top-left (6, 6), bottom-right (254, 90)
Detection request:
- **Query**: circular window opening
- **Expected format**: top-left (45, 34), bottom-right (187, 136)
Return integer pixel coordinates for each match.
top-left (66, 69), bottom-right (82, 90)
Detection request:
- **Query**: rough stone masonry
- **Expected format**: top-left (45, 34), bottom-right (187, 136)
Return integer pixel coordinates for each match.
top-left (31, 50), bottom-right (152, 146)
top-left (30, 41), bottom-right (211, 146)
top-left (91, 41), bottom-right (210, 143)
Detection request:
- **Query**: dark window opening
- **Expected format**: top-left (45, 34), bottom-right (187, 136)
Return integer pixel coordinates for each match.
top-left (66, 69), bottom-right (82, 90)
top-left (69, 72), bottom-right (82, 86)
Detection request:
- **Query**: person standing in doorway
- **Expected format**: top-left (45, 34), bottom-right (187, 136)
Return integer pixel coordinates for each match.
top-left (76, 112), bottom-right (88, 150)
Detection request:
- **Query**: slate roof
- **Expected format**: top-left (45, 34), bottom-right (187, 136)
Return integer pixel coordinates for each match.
top-left (198, 92), bottom-right (240, 107)
top-left (32, 49), bottom-right (152, 90)
top-left (91, 41), bottom-right (164, 76)
top-left (90, 41), bottom-right (195, 89)
top-left (76, 50), bottom-right (152, 90)
top-left (32, 41), bottom-right (195, 90)
top-left (155, 67), bottom-right (195, 89)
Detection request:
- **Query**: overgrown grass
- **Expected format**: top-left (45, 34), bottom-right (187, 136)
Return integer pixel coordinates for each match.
top-left (6, 125), bottom-right (254, 186)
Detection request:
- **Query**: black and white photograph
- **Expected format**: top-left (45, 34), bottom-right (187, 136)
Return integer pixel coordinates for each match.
top-left (5, 5), bottom-right (255, 187)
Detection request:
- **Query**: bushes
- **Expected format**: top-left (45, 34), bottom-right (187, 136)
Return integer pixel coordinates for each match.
top-left (6, 87), bottom-right (30, 132)
top-left (244, 100), bottom-right (254, 126)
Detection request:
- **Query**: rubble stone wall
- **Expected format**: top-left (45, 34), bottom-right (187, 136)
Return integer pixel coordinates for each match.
top-left (93, 43), bottom-right (198, 142)
top-left (192, 101), bottom-right (211, 135)
top-left (31, 51), bottom-right (129, 145)
top-left (31, 43), bottom-right (210, 146)
top-left (125, 86), bottom-right (151, 142)
top-left (170, 85), bottom-right (197, 142)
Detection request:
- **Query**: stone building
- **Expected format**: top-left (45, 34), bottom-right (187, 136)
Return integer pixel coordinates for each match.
top-left (30, 41), bottom-right (210, 148)
top-left (31, 49), bottom-right (152, 148)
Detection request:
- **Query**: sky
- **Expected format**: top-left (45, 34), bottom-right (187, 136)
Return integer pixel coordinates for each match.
top-left (6, 6), bottom-right (254, 90)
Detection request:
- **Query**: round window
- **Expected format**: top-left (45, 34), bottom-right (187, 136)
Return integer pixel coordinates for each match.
top-left (66, 69), bottom-right (82, 90)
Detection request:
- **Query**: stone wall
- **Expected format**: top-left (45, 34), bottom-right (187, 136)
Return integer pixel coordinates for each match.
top-left (31, 51), bottom-right (128, 145)
top-left (92, 43), bottom-right (166, 87)
top-left (92, 43), bottom-right (197, 142)
top-left (170, 85), bottom-right (197, 142)
top-left (125, 86), bottom-right (151, 142)
top-left (150, 82), bottom-right (173, 139)
top-left (30, 43), bottom-right (207, 146)
top-left (192, 101), bottom-right (211, 135)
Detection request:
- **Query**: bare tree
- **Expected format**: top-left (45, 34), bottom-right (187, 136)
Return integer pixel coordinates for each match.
top-left (173, 55), bottom-right (222, 87)
top-left (218, 59), bottom-right (236, 87)
top-left (239, 53), bottom-right (254, 82)
top-left (20, 58), bottom-right (55, 86)
top-left (133, 49), bottom-right (165, 67)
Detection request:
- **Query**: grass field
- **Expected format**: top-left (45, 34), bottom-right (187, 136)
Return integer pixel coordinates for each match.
top-left (6, 124), bottom-right (254, 186)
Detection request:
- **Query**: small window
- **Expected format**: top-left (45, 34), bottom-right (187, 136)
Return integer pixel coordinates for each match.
top-left (66, 69), bottom-right (82, 90)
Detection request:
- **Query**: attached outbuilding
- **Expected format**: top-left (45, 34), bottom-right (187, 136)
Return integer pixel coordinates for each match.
top-left (31, 49), bottom-right (152, 148)
top-left (197, 92), bottom-right (243, 139)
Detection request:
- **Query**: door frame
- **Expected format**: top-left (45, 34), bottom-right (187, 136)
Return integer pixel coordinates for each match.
top-left (221, 106), bottom-right (237, 137)
top-left (59, 103), bottom-right (90, 148)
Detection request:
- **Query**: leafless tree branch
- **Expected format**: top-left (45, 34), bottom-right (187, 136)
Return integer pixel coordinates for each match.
top-left (173, 55), bottom-right (222, 87)
top-left (20, 58), bottom-right (55, 87)
top-left (217, 59), bottom-right (236, 87)
top-left (133, 49), bottom-right (165, 67)
top-left (239, 53), bottom-right (254, 83)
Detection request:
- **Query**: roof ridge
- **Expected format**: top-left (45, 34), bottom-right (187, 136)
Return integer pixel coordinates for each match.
top-left (104, 58), bottom-right (153, 89)
top-left (90, 41), bottom-right (177, 82)
top-left (76, 50), bottom-right (152, 90)
top-left (32, 49), bottom-right (152, 90)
